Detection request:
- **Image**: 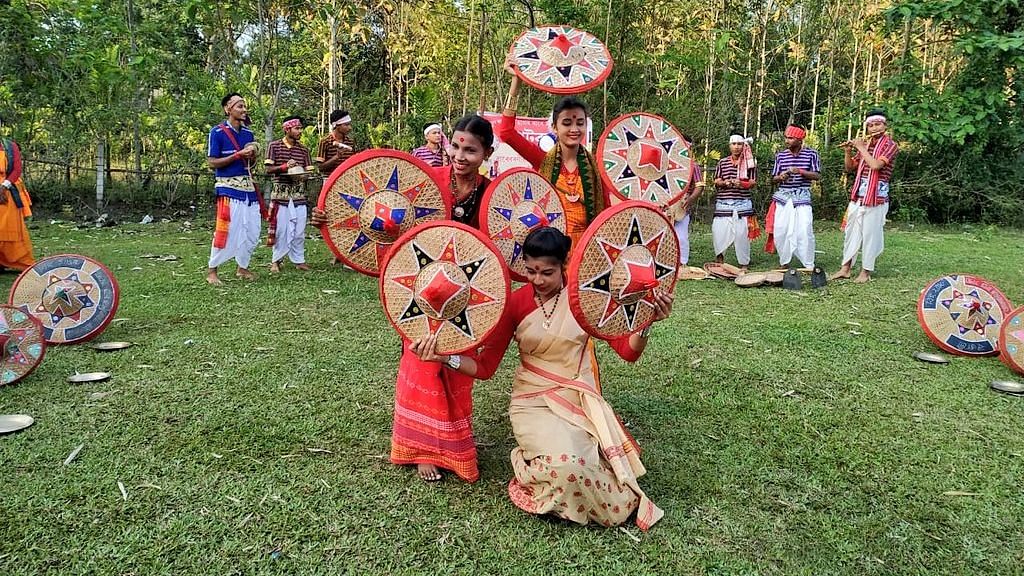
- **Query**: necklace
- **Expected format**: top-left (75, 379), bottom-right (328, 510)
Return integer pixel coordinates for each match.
top-left (535, 289), bottom-right (560, 330)
top-left (559, 162), bottom-right (581, 202)
top-left (450, 170), bottom-right (480, 221)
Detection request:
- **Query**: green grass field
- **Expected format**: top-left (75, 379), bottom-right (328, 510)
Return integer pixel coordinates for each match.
top-left (1, 218), bottom-right (1022, 575)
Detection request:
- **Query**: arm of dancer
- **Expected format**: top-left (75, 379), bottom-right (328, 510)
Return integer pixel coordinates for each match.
top-left (497, 56), bottom-right (546, 169)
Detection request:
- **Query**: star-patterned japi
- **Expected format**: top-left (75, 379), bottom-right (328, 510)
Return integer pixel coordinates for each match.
top-left (580, 215), bottom-right (674, 332)
top-left (942, 289), bottom-right (998, 336)
top-left (40, 274), bottom-right (95, 325)
top-left (511, 26), bottom-right (611, 92)
top-left (601, 114), bottom-right (693, 204)
top-left (489, 175), bottom-right (563, 276)
top-left (390, 236), bottom-right (498, 340)
top-left (329, 160), bottom-right (443, 272)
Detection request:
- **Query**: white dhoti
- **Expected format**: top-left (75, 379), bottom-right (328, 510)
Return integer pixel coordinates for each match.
top-left (712, 212), bottom-right (751, 266)
top-left (271, 200), bottom-right (308, 264)
top-left (672, 212), bottom-right (690, 265)
top-left (773, 197), bottom-right (815, 269)
top-left (841, 201), bottom-right (888, 271)
top-left (209, 198), bottom-right (262, 269)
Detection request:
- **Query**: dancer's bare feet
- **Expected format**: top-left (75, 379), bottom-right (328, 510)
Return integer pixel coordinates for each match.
top-left (417, 463), bottom-right (442, 482)
top-left (295, 263), bottom-right (311, 271)
top-left (206, 269), bottom-right (223, 286)
top-left (853, 270), bottom-right (872, 283)
top-left (715, 255), bottom-right (724, 264)
top-left (739, 265), bottom-right (749, 273)
top-left (830, 265), bottom-right (852, 281)
top-left (269, 262), bottom-right (281, 274)
top-left (236, 268), bottom-right (257, 281)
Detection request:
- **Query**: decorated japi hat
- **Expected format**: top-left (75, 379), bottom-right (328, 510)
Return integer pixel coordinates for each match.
top-left (597, 112), bottom-right (694, 206)
top-left (9, 254), bottom-right (120, 344)
top-left (480, 168), bottom-right (568, 282)
top-left (379, 221), bottom-right (510, 355)
top-left (0, 305), bottom-right (46, 386)
top-left (917, 274), bottom-right (1013, 356)
top-left (567, 201), bottom-right (679, 340)
top-left (507, 25), bottom-right (612, 95)
top-left (317, 150), bottom-right (451, 277)
top-left (998, 306), bottom-right (1024, 375)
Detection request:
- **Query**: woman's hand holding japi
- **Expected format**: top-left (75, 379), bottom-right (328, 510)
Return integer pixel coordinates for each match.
top-left (651, 289), bottom-right (674, 322)
top-left (410, 333), bottom-right (446, 363)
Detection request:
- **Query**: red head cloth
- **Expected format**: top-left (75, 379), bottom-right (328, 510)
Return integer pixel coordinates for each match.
top-left (282, 118), bottom-right (302, 130)
top-left (784, 125), bottom-right (806, 139)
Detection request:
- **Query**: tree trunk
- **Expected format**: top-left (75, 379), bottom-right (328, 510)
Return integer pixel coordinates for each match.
top-left (95, 140), bottom-right (105, 213)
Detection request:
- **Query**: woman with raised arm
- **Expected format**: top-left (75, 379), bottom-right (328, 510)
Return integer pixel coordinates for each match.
top-left (411, 227), bottom-right (671, 530)
top-left (497, 58), bottom-right (607, 250)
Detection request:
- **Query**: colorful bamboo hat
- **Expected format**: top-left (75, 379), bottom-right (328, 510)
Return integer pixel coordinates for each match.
top-left (917, 274), bottom-right (1013, 356)
top-left (480, 168), bottom-right (567, 282)
top-left (597, 112), bottom-right (694, 206)
top-left (9, 254), bottom-right (119, 344)
top-left (0, 305), bottom-right (46, 386)
top-left (318, 150), bottom-right (450, 277)
top-left (380, 221), bottom-right (510, 355)
top-left (998, 306), bottom-right (1024, 375)
top-left (567, 201), bottom-right (679, 340)
top-left (507, 25), bottom-right (613, 94)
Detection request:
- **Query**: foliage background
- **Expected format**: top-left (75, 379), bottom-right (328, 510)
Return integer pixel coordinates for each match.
top-left (0, 0), bottom-right (1021, 224)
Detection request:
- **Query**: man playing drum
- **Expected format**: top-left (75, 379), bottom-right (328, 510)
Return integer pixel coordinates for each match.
top-left (206, 93), bottom-right (262, 285)
top-left (264, 115), bottom-right (313, 273)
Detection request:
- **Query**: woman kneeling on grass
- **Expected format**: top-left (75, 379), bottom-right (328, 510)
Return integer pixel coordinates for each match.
top-left (387, 114), bottom-right (495, 483)
top-left (411, 227), bottom-right (671, 530)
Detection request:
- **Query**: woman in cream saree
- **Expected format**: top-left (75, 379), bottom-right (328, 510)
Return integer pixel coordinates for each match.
top-left (412, 227), bottom-right (672, 530)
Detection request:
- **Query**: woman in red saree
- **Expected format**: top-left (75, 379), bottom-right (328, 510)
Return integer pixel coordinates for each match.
top-left (387, 114), bottom-right (496, 482)
top-left (411, 227), bottom-right (673, 530)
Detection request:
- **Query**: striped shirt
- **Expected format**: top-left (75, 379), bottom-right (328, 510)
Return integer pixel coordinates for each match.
top-left (265, 138), bottom-right (312, 202)
top-left (713, 157), bottom-right (757, 217)
top-left (411, 145), bottom-right (449, 168)
top-left (772, 147), bottom-right (820, 190)
top-left (714, 157), bottom-right (757, 201)
top-left (315, 134), bottom-right (356, 176)
top-left (854, 137), bottom-right (899, 185)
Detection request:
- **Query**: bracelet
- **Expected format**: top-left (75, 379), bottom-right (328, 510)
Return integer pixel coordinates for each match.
top-left (504, 93), bottom-right (518, 112)
top-left (639, 325), bottom-right (652, 338)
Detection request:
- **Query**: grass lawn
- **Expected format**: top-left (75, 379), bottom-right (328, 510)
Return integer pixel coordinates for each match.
top-left (1, 217), bottom-right (1023, 575)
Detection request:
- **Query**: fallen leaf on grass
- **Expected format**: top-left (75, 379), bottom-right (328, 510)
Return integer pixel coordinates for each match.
top-left (87, 390), bottom-right (120, 400)
top-left (117, 481), bottom-right (128, 501)
top-left (850, 330), bottom-right (864, 336)
top-left (780, 389), bottom-right (797, 398)
top-left (211, 453), bottom-right (223, 459)
top-left (135, 483), bottom-right (162, 490)
top-left (131, 267), bottom-right (143, 271)
top-left (705, 434), bottom-right (720, 441)
top-left (306, 448), bottom-right (332, 454)
top-left (321, 289), bottom-right (338, 294)
top-left (136, 365), bottom-right (155, 369)
top-left (690, 359), bottom-right (703, 368)
top-left (225, 495), bottom-right (242, 504)
top-left (64, 444), bottom-right (84, 466)
top-left (942, 490), bottom-right (981, 497)
top-left (846, 321), bottom-right (862, 327)
top-left (618, 527), bottom-right (642, 543)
